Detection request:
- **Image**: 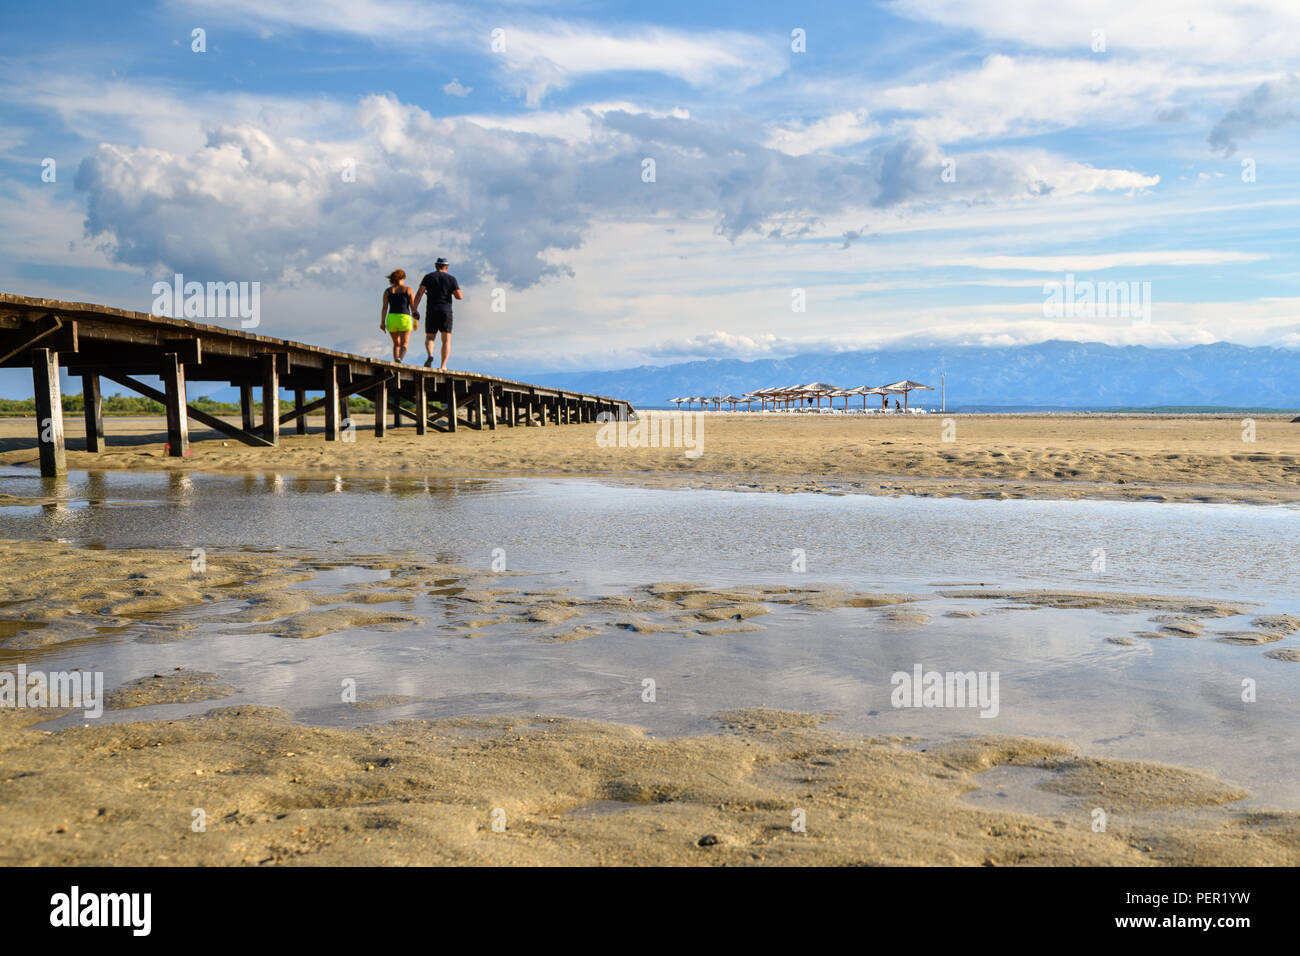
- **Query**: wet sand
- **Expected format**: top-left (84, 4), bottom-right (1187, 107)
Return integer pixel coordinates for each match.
top-left (4, 703), bottom-right (1298, 866)
top-left (2, 538), bottom-right (1299, 864)
top-left (3, 409), bottom-right (1299, 864)
top-left (0, 539), bottom-right (1280, 654)
top-left (3, 413), bottom-right (1299, 505)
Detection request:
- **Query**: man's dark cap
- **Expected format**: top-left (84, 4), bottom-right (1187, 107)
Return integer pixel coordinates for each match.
top-left (435, 257), bottom-right (449, 266)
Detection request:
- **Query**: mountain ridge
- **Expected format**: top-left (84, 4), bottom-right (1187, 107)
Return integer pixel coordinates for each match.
top-left (518, 340), bottom-right (1300, 408)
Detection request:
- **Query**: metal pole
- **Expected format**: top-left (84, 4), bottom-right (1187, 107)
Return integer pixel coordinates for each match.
top-left (941, 373), bottom-right (946, 413)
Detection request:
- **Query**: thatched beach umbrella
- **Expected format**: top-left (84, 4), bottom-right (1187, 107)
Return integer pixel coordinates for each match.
top-left (761, 385), bottom-right (796, 409)
top-left (826, 387), bottom-right (855, 410)
top-left (798, 382), bottom-right (843, 409)
top-left (882, 379), bottom-right (935, 410)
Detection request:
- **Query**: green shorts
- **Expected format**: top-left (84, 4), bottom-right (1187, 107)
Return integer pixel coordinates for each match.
top-left (386, 313), bottom-right (414, 333)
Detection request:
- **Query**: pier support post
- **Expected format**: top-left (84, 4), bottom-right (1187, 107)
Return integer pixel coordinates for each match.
top-left (484, 385), bottom-right (497, 431)
top-left (536, 396), bottom-right (546, 427)
top-left (32, 348), bottom-right (65, 477)
top-left (162, 352), bottom-right (189, 457)
top-left (240, 384), bottom-right (255, 432)
top-left (260, 353), bottom-right (280, 446)
top-left (373, 378), bottom-right (388, 437)
top-left (442, 379), bottom-right (457, 433)
top-left (82, 372), bottom-right (104, 452)
top-left (468, 385), bottom-right (483, 430)
top-left (294, 389), bottom-right (307, 435)
top-left (415, 377), bottom-right (428, 435)
top-left (324, 362), bottom-right (340, 441)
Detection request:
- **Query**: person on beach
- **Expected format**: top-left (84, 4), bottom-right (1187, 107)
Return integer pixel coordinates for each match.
top-left (381, 269), bottom-right (417, 362)
top-left (413, 257), bottom-right (461, 369)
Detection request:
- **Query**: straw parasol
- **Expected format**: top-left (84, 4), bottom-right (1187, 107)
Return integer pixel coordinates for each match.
top-left (798, 382), bottom-right (844, 409)
top-left (882, 379), bottom-right (934, 410)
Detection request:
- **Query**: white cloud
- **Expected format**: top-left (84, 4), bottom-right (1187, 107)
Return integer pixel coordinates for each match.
top-left (71, 91), bottom-right (1160, 293)
top-left (888, 0), bottom-right (1300, 67)
top-left (953, 251), bottom-right (1266, 271)
top-left (172, 0), bottom-right (468, 39)
top-left (172, 0), bottom-right (786, 105)
top-left (442, 78), bottom-right (472, 97)
top-left (873, 55), bottom-right (1267, 144)
top-left (497, 25), bottom-right (784, 106)
top-left (766, 110), bottom-right (880, 155)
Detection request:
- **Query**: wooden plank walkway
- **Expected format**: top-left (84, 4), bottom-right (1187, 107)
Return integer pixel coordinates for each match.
top-left (0, 293), bottom-right (636, 476)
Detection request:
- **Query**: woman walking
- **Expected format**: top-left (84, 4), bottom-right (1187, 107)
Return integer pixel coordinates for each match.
top-left (381, 269), bottom-right (418, 362)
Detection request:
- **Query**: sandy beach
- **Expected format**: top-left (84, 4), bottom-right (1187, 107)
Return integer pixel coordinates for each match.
top-left (1, 536), bottom-right (1298, 865)
top-left (7, 703), bottom-right (1297, 866)
top-left (3, 415), bottom-right (1299, 865)
top-left (2, 412), bottom-right (1298, 505)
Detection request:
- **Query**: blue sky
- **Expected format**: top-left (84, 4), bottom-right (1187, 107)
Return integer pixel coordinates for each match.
top-left (1, 0), bottom-right (1298, 392)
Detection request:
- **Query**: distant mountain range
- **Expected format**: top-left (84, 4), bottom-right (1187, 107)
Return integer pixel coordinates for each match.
top-left (522, 341), bottom-right (1300, 409)
top-left (6, 340), bottom-right (1294, 411)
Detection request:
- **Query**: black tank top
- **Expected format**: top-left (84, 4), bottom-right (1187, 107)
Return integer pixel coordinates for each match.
top-left (388, 286), bottom-right (412, 313)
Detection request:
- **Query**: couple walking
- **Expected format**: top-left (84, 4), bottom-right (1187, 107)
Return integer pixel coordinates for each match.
top-left (381, 257), bottom-right (462, 368)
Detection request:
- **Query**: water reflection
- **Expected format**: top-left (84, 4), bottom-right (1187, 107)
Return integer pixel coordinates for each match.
top-left (1, 469), bottom-right (1299, 601)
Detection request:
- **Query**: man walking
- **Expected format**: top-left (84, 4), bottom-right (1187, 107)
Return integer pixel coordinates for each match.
top-left (414, 257), bottom-right (462, 369)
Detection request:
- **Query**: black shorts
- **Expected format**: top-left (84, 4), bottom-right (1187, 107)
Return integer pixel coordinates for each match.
top-left (425, 311), bottom-right (453, 334)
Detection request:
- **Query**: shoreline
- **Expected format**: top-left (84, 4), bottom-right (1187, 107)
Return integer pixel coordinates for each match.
top-left (2, 414), bottom-right (1299, 506)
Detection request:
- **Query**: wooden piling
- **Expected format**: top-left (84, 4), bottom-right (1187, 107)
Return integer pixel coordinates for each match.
top-left (162, 352), bottom-right (189, 457)
top-left (415, 377), bottom-right (428, 435)
top-left (323, 362), bottom-right (340, 441)
top-left (240, 383), bottom-right (255, 432)
top-left (373, 377), bottom-right (388, 437)
top-left (82, 372), bottom-right (104, 452)
top-left (442, 378), bottom-right (456, 433)
top-left (32, 347), bottom-right (65, 477)
top-left (260, 353), bottom-right (279, 446)
top-left (295, 388), bottom-right (307, 435)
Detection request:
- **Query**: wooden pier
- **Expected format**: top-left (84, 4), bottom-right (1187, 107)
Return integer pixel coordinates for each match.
top-left (0, 294), bottom-right (636, 477)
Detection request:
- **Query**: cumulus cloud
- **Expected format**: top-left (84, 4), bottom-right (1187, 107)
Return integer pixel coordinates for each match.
top-left (442, 78), bottom-right (472, 97)
top-left (1208, 74), bottom-right (1300, 154)
top-left (73, 93), bottom-right (1162, 290)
